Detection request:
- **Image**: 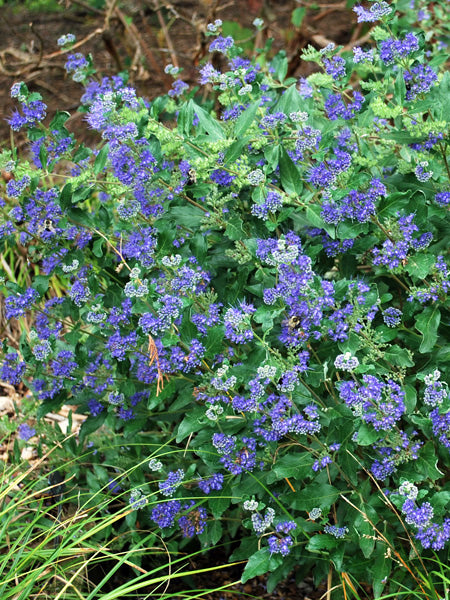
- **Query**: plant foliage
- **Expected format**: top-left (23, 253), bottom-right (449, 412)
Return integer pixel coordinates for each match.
top-left (1, 1), bottom-right (450, 597)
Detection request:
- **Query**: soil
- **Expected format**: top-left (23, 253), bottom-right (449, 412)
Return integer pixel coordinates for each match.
top-left (0, 1), bottom-right (357, 598)
top-left (0, 0), bottom-right (358, 147)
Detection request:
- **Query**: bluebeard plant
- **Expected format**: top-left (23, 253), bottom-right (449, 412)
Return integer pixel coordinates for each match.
top-left (1, 3), bottom-right (450, 596)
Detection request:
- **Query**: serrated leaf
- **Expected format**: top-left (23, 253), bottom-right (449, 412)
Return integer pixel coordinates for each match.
top-left (405, 254), bottom-right (435, 279)
top-left (192, 101), bottom-right (225, 140)
top-left (234, 101), bottom-right (260, 137)
top-left (32, 275), bottom-right (49, 296)
top-left (60, 183), bottom-right (73, 210)
top-left (49, 111), bottom-right (71, 131)
top-left (241, 548), bottom-right (270, 583)
top-left (279, 147), bottom-right (302, 196)
top-left (275, 83), bottom-right (304, 114)
top-left (292, 483), bottom-right (339, 511)
top-left (224, 137), bottom-right (251, 164)
top-left (413, 441), bottom-right (444, 480)
top-left (415, 306), bottom-right (441, 353)
top-left (225, 215), bottom-right (244, 241)
top-left (307, 534), bottom-right (338, 552)
top-left (178, 99), bottom-right (194, 136)
top-left (93, 143), bottom-right (109, 175)
top-left (267, 453), bottom-right (313, 483)
top-left (383, 345), bottom-right (414, 367)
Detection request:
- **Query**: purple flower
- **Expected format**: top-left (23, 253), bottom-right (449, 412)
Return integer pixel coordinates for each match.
top-left (178, 503), bottom-right (208, 537)
top-left (198, 473), bottom-right (224, 494)
top-left (325, 91), bottom-right (364, 121)
top-left (168, 80), bottom-right (189, 98)
top-left (404, 65), bottom-right (438, 101)
top-left (209, 36), bottom-right (234, 54)
top-left (88, 399), bottom-right (104, 416)
top-left (382, 307), bottom-right (402, 327)
top-left (5, 288), bottom-right (39, 320)
top-left (18, 423), bottom-right (36, 441)
top-left (324, 524), bottom-right (348, 538)
top-left (298, 77), bottom-right (313, 98)
top-left (65, 53), bottom-right (88, 72)
top-left (6, 175), bottom-right (30, 198)
top-left (223, 302), bottom-right (256, 344)
top-left (151, 500), bottom-right (181, 528)
top-left (353, 2), bottom-right (392, 22)
top-left (159, 469), bottom-right (185, 496)
top-left (199, 63), bottom-right (221, 85)
top-left (267, 535), bottom-right (293, 556)
top-left (0, 353), bottom-right (26, 385)
top-left (402, 498), bottom-right (434, 528)
top-left (323, 56), bottom-right (346, 80)
top-left (339, 375), bottom-right (405, 431)
top-left (210, 168), bottom-right (236, 187)
top-left (435, 191), bottom-right (450, 206)
top-left (379, 33), bottom-right (419, 65)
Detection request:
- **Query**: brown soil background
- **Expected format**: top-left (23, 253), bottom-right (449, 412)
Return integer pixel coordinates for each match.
top-left (0, 0), bottom-right (357, 148)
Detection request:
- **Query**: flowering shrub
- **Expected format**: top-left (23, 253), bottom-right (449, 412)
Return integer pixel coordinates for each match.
top-left (1, 1), bottom-right (450, 596)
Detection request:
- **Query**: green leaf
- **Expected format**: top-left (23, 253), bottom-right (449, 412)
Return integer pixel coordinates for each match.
top-left (275, 84), bottom-right (304, 115)
top-left (192, 101), bottom-right (225, 140)
top-left (176, 411), bottom-right (202, 442)
top-left (264, 145), bottom-right (280, 172)
top-left (93, 143), bottom-right (109, 175)
top-left (383, 345), bottom-right (414, 367)
top-left (241, 548), bottom-right (270, 583)
top-left (372, 542), bottom-right (391, 598)
top-left (307, 534), bottom-right (338, 552)
top-left (67, 207), bottom-right (92, 228)
top-left (394, 69), bottom-right (405, 103)
top-left (356, 423), bottom-right (380, 446)
top-left (205, 520), bottom-right (223, 546)
top-left (234, 101), bottom-right (260, 137)
top-left (225, 215), bottom-right (245, 241)
top-left (292, 483), bottom-right (339, 512)
top-left (178, 99), bottom-right (194, 136)
top-left (405, 254), bottom-right (435, 279)
top-left (32, 275), bottom-right (49, 296)
top-left (267, 453), bottom-right (313, 483)
top-left (415, 306), bottom-right (441, 353)
top-left (72, 185), bottom-right (94, 205)
top-left (413, 441), bottom-right (444, 481)
top-left (291, 7), bottom-right (306, 26)
top-left (271, 51), bottom-right (288, 83)
top-left (253, 305), bottom-right (274, 332)
top-left (168, 205), bottom-right (204, 228)
top-left (209, 485), bottom-right (232, 518)
top-left (404, 385), bottom-right (417, 412)
top-left (93, 238), bottom-right (104, 258)
top-left (49, 111), bottom-right (71, 131)
top-left (224, 137), bottom-right (251, 165)
top-left (356, 515), bottom-right (376, 558)
top-left (60, 183), bottom-right (73, 210)
top-left (306, 204), bottom-right (326, 229)
top-left (279, 147), bottom-right (302, 196)
top-left (39, 142), bottom-right (48, 170)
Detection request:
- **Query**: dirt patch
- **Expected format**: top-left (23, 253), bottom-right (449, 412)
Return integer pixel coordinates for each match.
top-left (0, 0), bottom-right (357, 148)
